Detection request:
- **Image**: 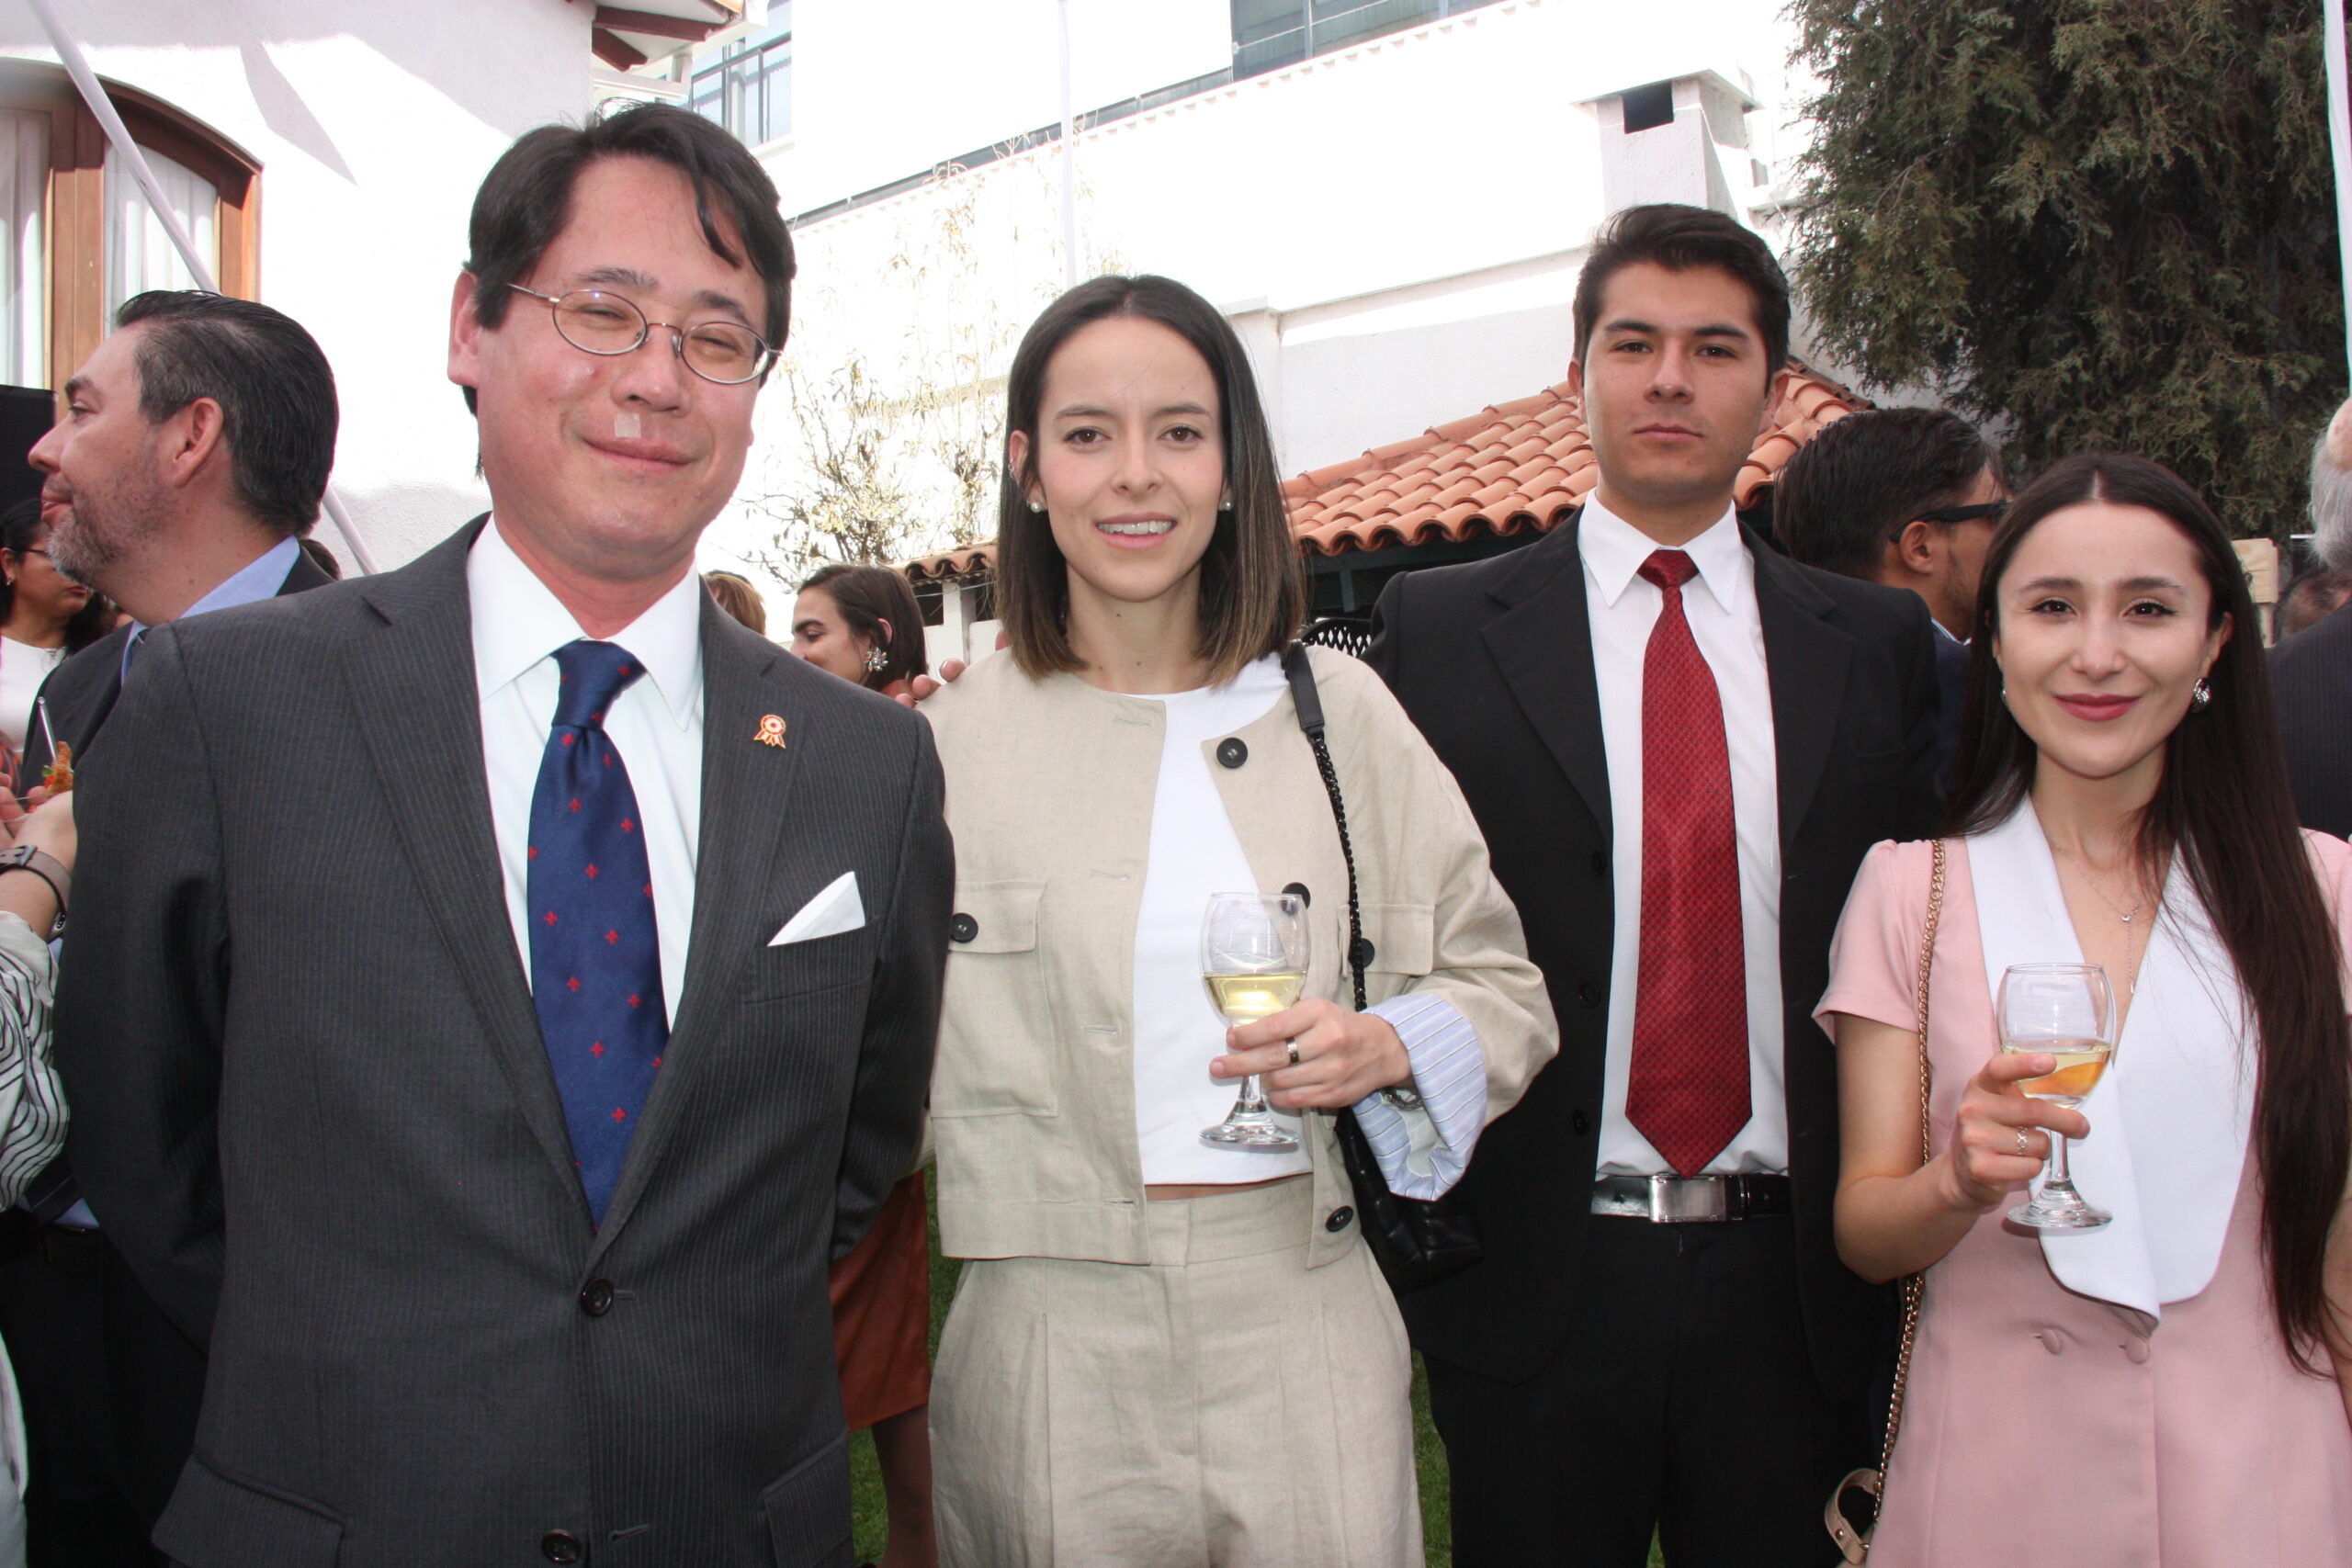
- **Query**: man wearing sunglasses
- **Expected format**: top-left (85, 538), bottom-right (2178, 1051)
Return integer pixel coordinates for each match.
top-left (1772, 408), bottom-right (2007, 777)
top-left (57, 103), bottom-right (951, 1567)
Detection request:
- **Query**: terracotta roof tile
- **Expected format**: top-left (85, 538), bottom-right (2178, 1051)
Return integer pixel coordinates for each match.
top-left (901, 361), bottom-right (1870, 580)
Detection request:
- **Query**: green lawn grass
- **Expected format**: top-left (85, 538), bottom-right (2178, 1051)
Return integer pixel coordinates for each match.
top-left (848, 1190), bottom-right (1664, 1568)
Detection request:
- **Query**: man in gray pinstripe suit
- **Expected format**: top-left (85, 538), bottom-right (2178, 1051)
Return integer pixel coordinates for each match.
top-left (52, 103), bottom-right (951, 1568)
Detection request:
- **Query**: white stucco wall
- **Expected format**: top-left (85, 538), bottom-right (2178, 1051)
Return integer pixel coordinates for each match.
top-left (0, 0), bottom-right (593, 569)
top-left (777, 0), bottom-right (1232, 212)
top-left (702, 0), bottom-right (1808, 590)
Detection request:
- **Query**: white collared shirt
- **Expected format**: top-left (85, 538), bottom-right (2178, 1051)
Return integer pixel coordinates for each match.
top-left (469, 518), bottom-right (705, 1022)
top-left (1579, 496), bottom-right (1788, 1176)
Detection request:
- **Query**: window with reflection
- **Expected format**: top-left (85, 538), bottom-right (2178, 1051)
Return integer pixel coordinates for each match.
top-left (0, 61), bottom-right (257, 397)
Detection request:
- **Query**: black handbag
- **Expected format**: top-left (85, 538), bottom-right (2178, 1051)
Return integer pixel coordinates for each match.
top-left (1282, 644), bottom-right (1483, 1292)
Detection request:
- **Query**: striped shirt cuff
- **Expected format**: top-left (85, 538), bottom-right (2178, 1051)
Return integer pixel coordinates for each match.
top-left (1354, 991), bottom-right (1486, 1200)
top-left (0, 911), bottom-right (65, 1213)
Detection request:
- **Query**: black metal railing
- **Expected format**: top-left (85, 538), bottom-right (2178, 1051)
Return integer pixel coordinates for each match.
top-left (1299, 615), bottom-right (1374, 660)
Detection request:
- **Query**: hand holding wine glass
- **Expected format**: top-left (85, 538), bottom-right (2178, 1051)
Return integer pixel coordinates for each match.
top-left (1997, 962), bottom-right (2116, 1230)
top-left (1946, 1050), bottom-right (2092, 1210)
top-left (1199, 892), bottom-right (1307, 1150)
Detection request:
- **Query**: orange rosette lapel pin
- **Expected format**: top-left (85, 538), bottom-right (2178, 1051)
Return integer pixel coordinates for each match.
top-left (755, 715), bottom-right (786, 749)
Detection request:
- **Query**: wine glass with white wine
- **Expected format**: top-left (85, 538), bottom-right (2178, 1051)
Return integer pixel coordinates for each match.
top-left (1199, 891), bottom-right (1308, 1150)
top-left (1998, 962), bottom-right (2117, 1230)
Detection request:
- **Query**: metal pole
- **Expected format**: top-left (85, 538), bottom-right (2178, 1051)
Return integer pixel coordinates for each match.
top-left (21, 0), bottom-right (382, 573)
top-left (1057, 0), bottom-right (1078, 289)
top-left (2326, 0), bottom-right (2352, 373)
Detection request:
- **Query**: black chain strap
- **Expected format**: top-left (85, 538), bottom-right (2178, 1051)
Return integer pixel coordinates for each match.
top-left (1302, 722), bottom-right (1369, 1013)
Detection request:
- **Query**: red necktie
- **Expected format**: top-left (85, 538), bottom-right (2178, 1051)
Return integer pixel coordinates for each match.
top-left (1624, 548), bottom-right (1751, 1177)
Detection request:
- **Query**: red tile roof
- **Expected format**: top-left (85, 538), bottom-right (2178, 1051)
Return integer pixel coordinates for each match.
top-left (1287, 361), bottom-right (1867, 558)
top-left (901, 362), bottom-right (1867, 581)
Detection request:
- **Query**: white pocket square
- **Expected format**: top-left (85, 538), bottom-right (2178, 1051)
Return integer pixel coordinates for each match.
top-left (770, 872), bottom-right (865, 946)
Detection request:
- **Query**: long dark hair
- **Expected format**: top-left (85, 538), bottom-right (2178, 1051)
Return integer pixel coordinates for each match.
top-left (1951, 453), bottom-right (2351, 1369)
top-left (995, 274), bottom-right (1306, 684)
top-left (800, 563), bottom-right (926, 693)
top-left (0, 499), bottom-right (110, 653)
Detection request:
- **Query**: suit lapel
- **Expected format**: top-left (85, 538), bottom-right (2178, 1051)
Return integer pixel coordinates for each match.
top-left (1750, 535), bottom-right (1850, 855)
top-left (1480, 519), bottom-right (1612, 840)
top-left (343, 523), bottom-right (587, 1211)
top-left (590, 603), bottom-right (803, 1255)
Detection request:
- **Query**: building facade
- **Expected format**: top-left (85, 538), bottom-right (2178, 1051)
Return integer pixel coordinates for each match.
top-left (644, 0), bottom-right (1815, 645)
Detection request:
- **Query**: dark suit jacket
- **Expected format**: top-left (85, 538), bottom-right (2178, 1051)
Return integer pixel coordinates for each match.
top-left (1365, 516), bottom-right (1941, 1398)
top-left (19, 546), bottom-right (334, 785)
top-left (56, 523), bottom-right (952, 1568)
top-left (2272, 599), bottom-right (2352, 840)
top-left (1933, 627), bottom-right (1971, 783)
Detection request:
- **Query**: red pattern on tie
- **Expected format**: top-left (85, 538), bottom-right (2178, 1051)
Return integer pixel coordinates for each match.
top-left (1625, 548), bottom-right (1751, 1177)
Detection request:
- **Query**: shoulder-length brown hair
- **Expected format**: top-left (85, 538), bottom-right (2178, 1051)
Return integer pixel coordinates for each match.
top-left (1951, 452), bottom-right (2352, 1370)
top-left (800, 562), bottom-right (928, 693)
top-left (994, 274), bottom-right (1306, 684)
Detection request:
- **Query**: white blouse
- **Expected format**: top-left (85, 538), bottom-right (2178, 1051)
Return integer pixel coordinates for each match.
top-left (1128, 656), bottom-right (1309, 1183)
top-left (0, 638), bottom-right (65, 758)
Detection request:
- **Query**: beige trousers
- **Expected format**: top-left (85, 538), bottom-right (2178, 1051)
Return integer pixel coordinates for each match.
top-left (930, 1178), bottom-right (1422, 1568)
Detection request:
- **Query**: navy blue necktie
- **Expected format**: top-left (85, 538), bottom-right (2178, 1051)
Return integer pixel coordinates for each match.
top-left (528, 639), bottom-right (668, 1224)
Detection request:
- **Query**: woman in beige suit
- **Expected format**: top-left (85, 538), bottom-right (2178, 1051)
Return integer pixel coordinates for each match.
top-left (921, 274), bottom-right (1556, 1567)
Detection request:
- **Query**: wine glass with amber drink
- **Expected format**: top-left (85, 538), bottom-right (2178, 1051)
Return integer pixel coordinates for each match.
top-left (1998, 962), bottom-right (2116, 1230)
top-left (1199, 891), bottom-right (1307, 1150)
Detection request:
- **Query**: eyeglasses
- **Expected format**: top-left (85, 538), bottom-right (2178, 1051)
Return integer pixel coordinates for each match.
top-left (1912, 501), bottom-right (2009, 527)
top-left (506, 284), bottom-right (775, 386)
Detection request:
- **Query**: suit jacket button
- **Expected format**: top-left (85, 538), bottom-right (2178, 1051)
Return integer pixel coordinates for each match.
top-left (1572, 1110), bottom-right (1591, 1135)
top-left (1578, 981), bottom-right (1602, 1009)
top-left (1590, 851), bottom-right (1607, 879)
top-left (1216, 738), bottom-right (1249, 768)
top-left (949, 913), bottom-right (978, 943)
top-left (1325, 1206), bottom-right (1354, 1233)
top-left (1282, 881), bottom-right (1311, 907)
top-left (541, 1530), bottom-right (584, 1562)
top-left (580, 1279), bottom-right (614, 1317)
top-left (1350, 937), bottom-right (1376, 970)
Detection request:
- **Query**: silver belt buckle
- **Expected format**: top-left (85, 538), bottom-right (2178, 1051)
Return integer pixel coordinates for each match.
top-left (1648, 1173), bottom-right (1730, 1224)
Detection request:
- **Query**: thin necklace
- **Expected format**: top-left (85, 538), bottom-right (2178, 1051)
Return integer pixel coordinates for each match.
top-left (2053, 846), bottom-right (2149, 993)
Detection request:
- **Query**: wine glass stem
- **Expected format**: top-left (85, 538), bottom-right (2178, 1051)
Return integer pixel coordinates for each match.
top-left (2045, 1130), bottom-right (2073, 1190)
top-left (1236, 1073), bottom-right (1270, 1115)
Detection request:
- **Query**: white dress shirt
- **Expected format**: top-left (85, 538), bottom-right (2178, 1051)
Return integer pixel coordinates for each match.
top-left (1579, 497), bottom-right (1788, 1176)
top-left (469, 519), bottom-right (704, 1022)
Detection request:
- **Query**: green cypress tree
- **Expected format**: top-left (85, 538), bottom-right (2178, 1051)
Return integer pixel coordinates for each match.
top-left (1789, 0), bottom-right (2344, 535)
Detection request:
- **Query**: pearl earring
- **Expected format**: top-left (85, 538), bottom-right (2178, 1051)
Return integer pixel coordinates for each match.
top-left (1027, 498), bottom-right (1045, 513)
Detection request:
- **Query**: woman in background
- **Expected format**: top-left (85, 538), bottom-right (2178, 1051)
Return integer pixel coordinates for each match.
top-left (1820, 454), bottom-right (2352, 1565)
top-left (778, 560), bottom-right (937, 1568)
top-left (701, 570), bottom-right (767, 636)
top-left (791, 564), bottom-right (928, 700)
top-left (0, 500), bottom-right (109, 784)
top-left (0, 787), bottom-right (85, 1568)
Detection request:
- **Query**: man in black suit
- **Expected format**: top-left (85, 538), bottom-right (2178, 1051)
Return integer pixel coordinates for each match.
top-left (58, 103), bottom-right (950, 1567)
top-left (2275, 404), bottom-right (2352, 838)
top-left (1366, 204), bottom-right (1941, 1567)
top-left (1774, 407), bottom-right (2005, 782)
top-left (0, 290), bottom-right (339, 1566)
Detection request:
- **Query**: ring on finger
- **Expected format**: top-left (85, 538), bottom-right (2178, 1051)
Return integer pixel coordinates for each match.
top-left (1285, 1040), bottom-right (1302, 1067)
top-left (2015, 1128), bottom-right (2030, 1157)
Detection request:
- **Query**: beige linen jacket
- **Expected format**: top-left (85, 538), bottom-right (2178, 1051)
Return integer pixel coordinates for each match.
top-left (922, 644), bottom-right (1557, 1269)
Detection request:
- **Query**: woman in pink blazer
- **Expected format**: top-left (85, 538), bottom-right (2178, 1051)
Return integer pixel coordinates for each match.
top-left (1820, 453), bottom-right (2352, 1565)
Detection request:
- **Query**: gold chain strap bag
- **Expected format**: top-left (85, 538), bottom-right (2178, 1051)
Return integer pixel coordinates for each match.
top-left (1826, 837), bottom-right (1946, 1564)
